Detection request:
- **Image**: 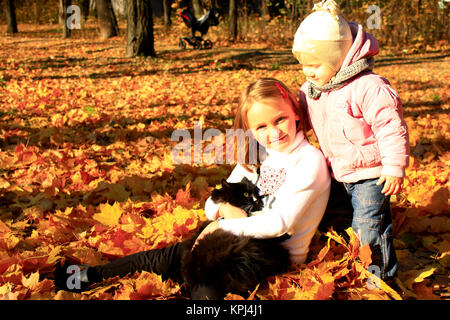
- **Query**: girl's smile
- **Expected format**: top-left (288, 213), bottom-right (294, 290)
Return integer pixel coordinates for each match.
top-left (270, 134), bottom-right (287, 143)
top-left (247, 98), bottom-right (299, 153)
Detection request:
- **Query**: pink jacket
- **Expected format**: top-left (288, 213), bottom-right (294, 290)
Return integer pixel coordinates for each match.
top-left (300, 22), bottom-right (410, 183)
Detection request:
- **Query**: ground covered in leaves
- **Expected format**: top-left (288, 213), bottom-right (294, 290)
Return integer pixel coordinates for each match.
top-left (0, 20), bottom-right (448, 300)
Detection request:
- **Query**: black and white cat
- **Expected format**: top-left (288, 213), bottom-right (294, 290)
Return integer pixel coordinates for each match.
top-left (181, 178), bottom-right (291, 297)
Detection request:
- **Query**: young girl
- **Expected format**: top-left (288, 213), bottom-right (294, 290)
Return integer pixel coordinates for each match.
top-left (292, 0), bottom-right (410, 281)
top-left (54, 78), bottom-right (331, 299)
top-left (197, 78), bottom-right (331, 266)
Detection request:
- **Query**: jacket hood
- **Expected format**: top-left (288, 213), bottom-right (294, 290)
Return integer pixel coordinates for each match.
top-left (341, 21), bottom-right (379, 68)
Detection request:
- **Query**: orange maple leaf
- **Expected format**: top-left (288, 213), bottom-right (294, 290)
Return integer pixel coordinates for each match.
top-left (358, 244), bottom-right (372, 268)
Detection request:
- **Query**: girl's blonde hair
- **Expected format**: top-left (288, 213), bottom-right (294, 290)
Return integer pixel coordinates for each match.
top-left (233, 78), bottom-right (308, 172)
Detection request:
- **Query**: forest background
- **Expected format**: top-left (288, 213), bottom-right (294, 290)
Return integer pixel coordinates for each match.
top-left (0, 0), bottom-right (448, 301)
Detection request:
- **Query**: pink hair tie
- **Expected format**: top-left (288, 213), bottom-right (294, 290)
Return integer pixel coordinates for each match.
top-left (275, 83), bottom-right (288, 99)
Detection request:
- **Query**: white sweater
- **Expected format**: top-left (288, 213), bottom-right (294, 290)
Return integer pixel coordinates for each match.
top-left (204, 132), bottom-right (331, 264)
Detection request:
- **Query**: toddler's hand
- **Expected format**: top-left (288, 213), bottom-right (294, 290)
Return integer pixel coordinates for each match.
top-left (376, 175), bottom-right (403, 196)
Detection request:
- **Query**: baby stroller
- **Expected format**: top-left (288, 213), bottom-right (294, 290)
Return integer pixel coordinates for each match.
top-left (179, 7), bottom-right (220, 50)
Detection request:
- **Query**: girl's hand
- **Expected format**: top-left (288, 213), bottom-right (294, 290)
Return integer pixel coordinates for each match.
top-left (218, 203), bottom-right (248, 220)
top-left (376, 175), bottom-right (404, 195)
top-left (192, 221), bottom-right (220, 249)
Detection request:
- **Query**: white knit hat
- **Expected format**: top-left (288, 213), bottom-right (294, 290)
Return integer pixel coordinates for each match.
top-left (292, 0), bottom-right (353, 71)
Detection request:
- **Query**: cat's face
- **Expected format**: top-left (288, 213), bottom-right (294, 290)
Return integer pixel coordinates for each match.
top-left (211, 178), bottom-right (263, 214)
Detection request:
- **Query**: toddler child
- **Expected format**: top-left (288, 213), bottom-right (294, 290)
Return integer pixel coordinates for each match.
top-left (292, 0), bottom-right (410, 281)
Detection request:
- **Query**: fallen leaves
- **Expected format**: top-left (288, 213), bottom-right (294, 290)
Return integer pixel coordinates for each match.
top-left (93, 202), bottom-right (123, 227)
top-left (0, 18), bottom-right (448, 300)
top-left (232, 228), bottom-right (398, 300)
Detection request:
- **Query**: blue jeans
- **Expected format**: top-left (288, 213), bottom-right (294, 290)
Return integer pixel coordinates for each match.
top-left (319, 178), bottom-right (397, 280)
top-left (343, 178), bottom-right (397, 280)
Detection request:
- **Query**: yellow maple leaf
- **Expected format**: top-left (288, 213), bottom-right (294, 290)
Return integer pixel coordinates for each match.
top-left (22, 272), bottom-right (40, 290)
top-left (93, 202), bottom-right (122, 227)
top-left (5, 232), bottom-right (20, 250)
top-left (46, 246), bottom-right (62, 265)
top-left (0, 177), bottom-right (10, 189)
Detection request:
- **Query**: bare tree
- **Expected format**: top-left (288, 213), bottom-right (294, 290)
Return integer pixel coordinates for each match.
top-left (96, 0), bottom-right (119, 39)
top-left (229, 0), bottom-right (237, 40)
top-left (4, 0), bottom-right (18, 34)
top-left (33, 0), bottom-right (41, 25)
top-left (62, 0), bottom-right (71, 38)
top-left (80, 0), bottom-right (90, 21)
top-left (58, 0), bottom-right (64, 25)
top-left (163, 0), bottom-right (172, 29)
top-left (261, 0), bottom-right (269, 20)
top-left (126, 0), bottom-right (155, 57)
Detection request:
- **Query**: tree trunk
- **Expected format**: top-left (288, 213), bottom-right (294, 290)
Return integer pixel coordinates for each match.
top-left (96, 0), bottom-right (119, 39)
top-left (290, 0), bottom-right (298, 32)
top-left (126, 0), bottom-right (155, 57)
top-left (34, 0), bottom-right (41, 25)
top-left (261, 0), bottom-right (269, 20)
top-left (163, 0), bottom-right (172, 29)
top-left (80, 0), bottom-right (90, 21)
top-left (4, 0), bottom-right (18, 34)
top-left (59, 0), bottom-right (63, 24)
top-left (192, 0), bottom-right (203, 18)
top-left (229, 0), bottom-right (237, 40)
top-left (62, 0), bottom-right (71, 38)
